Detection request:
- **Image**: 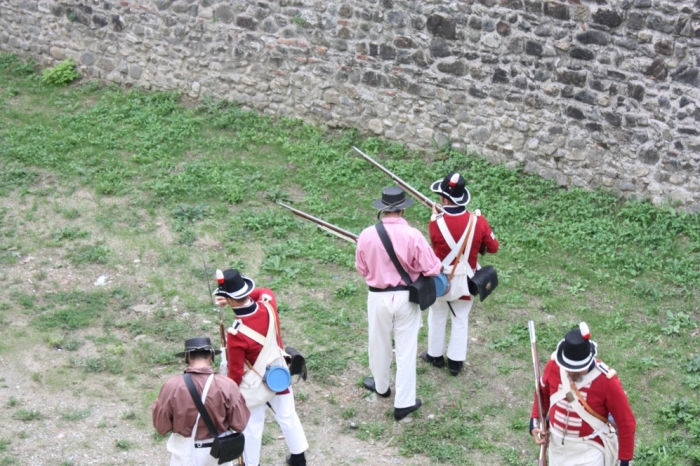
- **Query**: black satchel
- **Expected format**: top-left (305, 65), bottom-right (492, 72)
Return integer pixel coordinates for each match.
top-left (183, 373), bottom-right (245, 464)
top-left (375, 222), bottom-right (436, 311)
top-left (468, 265), bottom-right (498, 301)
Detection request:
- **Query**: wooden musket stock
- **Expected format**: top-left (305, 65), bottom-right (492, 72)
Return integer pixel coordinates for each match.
top-left (278, 202), bottom-right (359, 243)
top-left (351, 146), bottom-right (445, 213)
top-left (528, 320), bottom-right (548, 466)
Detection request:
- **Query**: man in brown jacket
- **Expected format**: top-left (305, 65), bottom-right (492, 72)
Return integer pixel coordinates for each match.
top-left (152, 337), bottom-right (250, 466)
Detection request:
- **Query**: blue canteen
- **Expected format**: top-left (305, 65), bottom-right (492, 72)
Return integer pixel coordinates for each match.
top-left (264, 365), bottom-right (291, 393)
top-left (433, 273), bottom-right (448, 297)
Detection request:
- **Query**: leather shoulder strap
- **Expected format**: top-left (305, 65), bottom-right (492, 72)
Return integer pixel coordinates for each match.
top-left (375, 222), bottom-right (412, 285)
top-left (557, 365), bottom-right (613, 430)
top-left (569, 379), bottom-right (617, 429)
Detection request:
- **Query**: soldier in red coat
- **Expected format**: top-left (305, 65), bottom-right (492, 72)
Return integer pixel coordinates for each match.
top-left (214, 269), bottom-right (308, 466)
top-left (530, 323), bottom-right (636, 466)
top-left (421, 172), bottom-right (499, 375)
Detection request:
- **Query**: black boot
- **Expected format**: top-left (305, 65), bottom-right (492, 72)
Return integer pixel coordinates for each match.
top-left (447, 358), bottom-right (463, 376)
top-left (420, 351), bottom-right (445, 368)
top-left (363, 377), bottom-right (391, 397)
top-left (286, 452), bottom-right (306, 466)
top-left (394, 398), bottom-right (422, 421)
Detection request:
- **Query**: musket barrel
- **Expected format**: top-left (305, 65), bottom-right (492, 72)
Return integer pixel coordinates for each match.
top-left (528, 320), bottom-right (548, 466)
top-left (278, 202), bottom-right (359, 243)
top-left (351, 146), bottom-right (444, 213)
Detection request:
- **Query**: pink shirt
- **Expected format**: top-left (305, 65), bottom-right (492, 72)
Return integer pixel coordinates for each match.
top-left (355, 217), bottom-right (442, 288)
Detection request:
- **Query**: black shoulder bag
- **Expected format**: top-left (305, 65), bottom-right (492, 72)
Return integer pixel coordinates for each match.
top-left (375, 222), bottom-right (436, 311)
top-left (183, 373), bottom-right (245, 464)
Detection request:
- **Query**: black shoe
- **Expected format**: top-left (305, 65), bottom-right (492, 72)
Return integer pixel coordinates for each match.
top-left (394, 399), bottom-right (422, 421)
top-left (363, 377), bottom-right (391, 397)
top-left (420, 351), bottom-right (445, 368)
top-left (448, 358), bottom-right (464, 376)
top-left (286, 452), bottom-right (306, 466)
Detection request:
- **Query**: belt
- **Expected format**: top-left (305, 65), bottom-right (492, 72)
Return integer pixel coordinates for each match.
top-left (369, 285), bottom-right (409, 292)
top-left (194, 441), bottom-right (213, 448)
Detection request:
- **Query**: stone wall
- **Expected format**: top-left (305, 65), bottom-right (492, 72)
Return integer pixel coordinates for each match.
top-left (1, 0), bottom-right (699, 208)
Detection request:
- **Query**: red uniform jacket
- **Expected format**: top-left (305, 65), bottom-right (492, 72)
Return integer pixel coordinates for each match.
top-left (429, 209), bottom-right (499, 300)
top-left (531, 359), bottom-right (636, 461)
top-left (226, 288), bottom-right (289, 394)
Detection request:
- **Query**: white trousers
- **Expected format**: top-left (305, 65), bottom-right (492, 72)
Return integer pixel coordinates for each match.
top-left (167, 434), bottom-right (232, 466)
top-left (548, 430), bottom-right (605, 466)
top-left (243, 390), bottom-right (308, 466)
top-left (427, 298), bottom-right (472, 362)
top-left (367, 290), bottom-right (421, 409)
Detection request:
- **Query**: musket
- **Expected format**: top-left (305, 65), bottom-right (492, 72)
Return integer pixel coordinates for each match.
top-left (203, 259), bottom-right (228, 376)
top-left (528, 321), bottom-right (548, 466)
top-left (278, 202), bottom-right (359, 243)
top-left (351, 146), bottom-right (445, 213)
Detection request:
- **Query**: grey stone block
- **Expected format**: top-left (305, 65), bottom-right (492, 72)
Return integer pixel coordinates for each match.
top-left (671, 66), bottom-right (699, 88)
top-left (592, 9), bottom-right (623, 28)
top-left (575, 30), bottom-right (608, 46)
top-left (647, 13), bottom-right (674, 34)
top-left (128, 64), bottom-right (142, 79)
top-left (215, 5), bottom-right (235, 24)
top-left (570, 47), bottom-right (594, 60)
top-left (638, 145), bottom-right (659, 164)
top-left (544, 1), bottom-right (569, 20)
top-left (426, 15), bottom-right (457, 40)
top-left (525, 40), bottom-right (543, 56)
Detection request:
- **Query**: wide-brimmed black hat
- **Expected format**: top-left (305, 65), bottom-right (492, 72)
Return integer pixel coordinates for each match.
top-left (555, 323), bottom-right (598, 371)
top-left (372, 186), bottom-right (414, 212)
top-left (213, 269), bottom-right (255, 300)
top-left (175, 337), bottom-right (221, 358)
top-left (431, 172), bottom-right (471, 206)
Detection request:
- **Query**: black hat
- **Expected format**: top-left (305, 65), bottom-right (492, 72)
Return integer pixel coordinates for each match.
top-left (213, 269), bottom-right (255, 300)
top-left (175, 337), bottom-right (221, 358)
top-left (555, 323), bottom-right (598, 371)
top-left (372, 186), bottom-right (414, 212)
top-left (431, 172), bottom-right (471, 206)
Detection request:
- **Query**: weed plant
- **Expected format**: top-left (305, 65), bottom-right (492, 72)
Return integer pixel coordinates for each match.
top-left (12, 409), bottom-right (42, 421)
top-left (42, 58), bottom-right (79, 86)
top-left (0, 53), bottom-right (699, 464)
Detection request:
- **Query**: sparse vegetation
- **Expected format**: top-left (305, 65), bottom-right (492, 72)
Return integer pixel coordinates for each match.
top-left (12, 409), bottom-right (42, 421)
top-left (115, 439), bottom-right (133, 450)
top-left (60, 408), bottom-right (92, 422)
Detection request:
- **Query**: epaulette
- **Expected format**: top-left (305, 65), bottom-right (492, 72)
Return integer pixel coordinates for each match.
top-left (474, 209), bottom-right (482, 217)
top-left (430, 212), bottom-right (443, 222)
top-left (550, 351), bottom-right (557, 361)
top-left (261, 293), bottom-right (273, 303)
top-left (596, 360), bottom-right (617, 379)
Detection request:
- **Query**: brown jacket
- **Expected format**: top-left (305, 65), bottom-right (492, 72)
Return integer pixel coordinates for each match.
top-left (152, 366), bottom-right (250, 440)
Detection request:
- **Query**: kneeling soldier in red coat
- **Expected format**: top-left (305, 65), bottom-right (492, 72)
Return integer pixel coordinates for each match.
top-left (530, 323), bottom-right (636, 466)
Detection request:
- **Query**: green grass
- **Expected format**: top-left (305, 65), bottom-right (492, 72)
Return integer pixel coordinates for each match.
top-left (0, 52), bottom-right (699, 464)
top-left (32, 290), bottom-right (127, 331)
top-left (115, 439), bottom-right (133, 450)
top-left (60, 408), bottom-right (92, 422)
top-left (12, 409), bottom-right (42, 421)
